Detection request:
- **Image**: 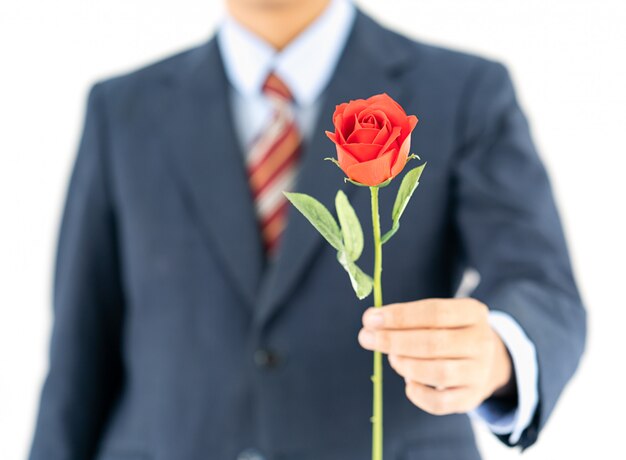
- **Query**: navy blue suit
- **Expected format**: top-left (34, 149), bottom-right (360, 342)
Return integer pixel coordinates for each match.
top-left (30, 9), bottom-right (586, 460)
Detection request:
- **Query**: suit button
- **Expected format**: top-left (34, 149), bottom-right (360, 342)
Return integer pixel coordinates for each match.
top-left (254, 348), bottom-right (280, 369)
top-left (237, 448), bottom-right (265, 460)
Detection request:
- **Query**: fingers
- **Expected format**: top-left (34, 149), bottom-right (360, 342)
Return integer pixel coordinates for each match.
top-left (362, 298), bottom-right (488, 330)
top-left (357, 297), bottom-right (502, 415)
top-left (404, 380), bottom-right (480, 415)
top-left (389, 355), bottom-right (470, 388)
top-left (387, 355), bottom-right (479, 388)
top-left (358, 327), bottom-right (481, 358)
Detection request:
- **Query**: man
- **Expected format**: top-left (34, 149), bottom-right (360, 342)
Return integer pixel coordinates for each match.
top-left (29, 0), bottom-right (586, 459)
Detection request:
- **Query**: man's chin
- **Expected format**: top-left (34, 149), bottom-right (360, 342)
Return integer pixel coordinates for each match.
top-left (229, 0), bottom-right (320, 11)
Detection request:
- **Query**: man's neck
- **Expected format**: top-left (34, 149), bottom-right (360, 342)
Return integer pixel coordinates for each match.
top-left (226, 0), bottom-right (332, 51)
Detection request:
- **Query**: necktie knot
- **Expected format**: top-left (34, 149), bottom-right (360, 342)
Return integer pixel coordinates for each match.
top-left (262, 72), bottom-right (293, 102)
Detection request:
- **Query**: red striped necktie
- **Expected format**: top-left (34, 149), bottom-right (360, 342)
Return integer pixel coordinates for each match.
top-left (246, 73), bottom-right (301, 258)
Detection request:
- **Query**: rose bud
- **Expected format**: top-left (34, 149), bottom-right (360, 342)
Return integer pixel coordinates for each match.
top-left (326, 93), bottom-right (418, 187)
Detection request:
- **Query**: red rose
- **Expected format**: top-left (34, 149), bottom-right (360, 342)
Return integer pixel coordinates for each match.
top-left (325, 93), bottom-right (418, 187)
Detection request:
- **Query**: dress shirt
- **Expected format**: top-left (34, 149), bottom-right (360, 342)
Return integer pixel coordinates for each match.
top-left (216, 0), bottom-right (538, 444)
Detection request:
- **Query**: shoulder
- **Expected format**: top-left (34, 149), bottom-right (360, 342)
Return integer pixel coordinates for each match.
top-left (357, 10), bottom-right (511, 96)
top-left (89, 39), bottom-right (213, 106)
top-left (81, 38), bottom-right (219, 134)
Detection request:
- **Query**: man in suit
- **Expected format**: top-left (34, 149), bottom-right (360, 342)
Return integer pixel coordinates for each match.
top-left (29, 0), bottom-right (586, 459)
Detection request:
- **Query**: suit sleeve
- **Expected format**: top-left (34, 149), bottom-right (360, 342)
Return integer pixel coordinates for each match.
top-left (452, 60), bottom-right (587, 449)
top-left (29, 83), bottom-right (124, 460)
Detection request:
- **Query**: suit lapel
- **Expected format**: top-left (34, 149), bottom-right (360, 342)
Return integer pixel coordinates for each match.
top-left (160, 39), bottom-right (265, 309)
top-left (254, 11), bottom-right (412, 328)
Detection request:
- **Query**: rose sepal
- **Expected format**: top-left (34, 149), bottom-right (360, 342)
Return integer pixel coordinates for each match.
top-left (324, 157), bottom-right (342, 168)
top-left (345, 177), bottom-right (393, 189)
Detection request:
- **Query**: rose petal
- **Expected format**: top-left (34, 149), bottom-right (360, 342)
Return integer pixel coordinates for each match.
top-left (389, 115), bottom-right (418, 177)
top-left (377, 126), bottom-right (402, 158)
top-left (341, 100), bottom-right (370, 135)
top-left (343, 143), bottom-right (382, 162)
top-left (336, 143), bottom-right (360, 173)
top-left (407, 115), bottom-right (418, 132)
top-left (367, 94), bottom-right (405, 114)
top-left (390, 143), bottom-right (408, 178)
top-left (357, 112), bottom-right (380, 129)
top-left (398, 114), bottom-right (418, 144)
top-left (346, 148), bottom-right (396, 186)
top-left (370, 93), bottom-right (405, 113)
top-left (329, 96), bottom-right (419, 184)
top-left (332, 102), bottom-right (348, 125)
top-left (334, 102), bottom-right (349, 114)
top-left (358, 108), bottom-right (389, 129)
top-left (326, 130), bottom-right (336, 141)
top-left (343, 99), bottom-right (369, 120)
top-left (347, 128), bottom-right (381, 144)
top-left (367, 94), bottom-right (411, 136)
top-left (372, 124), bottom-right (390, 145)
top-left (390, 130), bottom-right (413, 177)
top-left (332, 104), bottom-right (348, 134)
top-left (334, 113), bottom-right (348, 143)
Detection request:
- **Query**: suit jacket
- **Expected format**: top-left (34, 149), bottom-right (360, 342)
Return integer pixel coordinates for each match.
top-left (29, 9), bottom-right (586, 460)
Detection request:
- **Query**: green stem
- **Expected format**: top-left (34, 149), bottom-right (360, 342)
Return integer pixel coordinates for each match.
top-left (370, 186), bottom-right (383, 460)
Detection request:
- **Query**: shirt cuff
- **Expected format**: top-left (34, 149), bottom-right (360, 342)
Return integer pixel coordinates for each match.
top-left (468, 310), bottom-right (539, 444)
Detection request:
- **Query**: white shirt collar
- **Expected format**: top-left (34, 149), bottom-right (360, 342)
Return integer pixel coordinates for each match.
top-left (217, 0), bottom-right (356, 107)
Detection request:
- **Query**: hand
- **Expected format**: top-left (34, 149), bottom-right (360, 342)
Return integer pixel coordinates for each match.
top-left (358, 298), bottom-right (514, 415)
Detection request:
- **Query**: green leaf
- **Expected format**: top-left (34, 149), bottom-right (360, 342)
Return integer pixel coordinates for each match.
top-left (335, 190), bottom-right (364, 261)
top-left (283, 192), bottom-right (343, 251)
top-left (382, 163), bottom-right (426, 244)
top-left (392, 163), bottom-right (426, 222)
top-left (337, 250), bottom-right (373, 300)
top-left (380, 225), bottom-right (398, 245)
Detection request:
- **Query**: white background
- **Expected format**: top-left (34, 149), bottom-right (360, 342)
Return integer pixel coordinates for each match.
top-left (1, 1), bottom-right (625, 458)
